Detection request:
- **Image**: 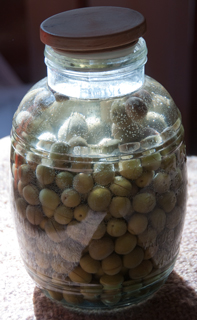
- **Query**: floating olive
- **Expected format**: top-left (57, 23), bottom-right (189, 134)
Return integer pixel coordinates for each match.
top-left (125, 96), bottom-right (148, 122)
top-left (135, 170), bottom-right (154, 188)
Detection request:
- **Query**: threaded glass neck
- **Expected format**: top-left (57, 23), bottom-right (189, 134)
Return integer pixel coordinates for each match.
top-left (44, 37), bottom-right (147, 99)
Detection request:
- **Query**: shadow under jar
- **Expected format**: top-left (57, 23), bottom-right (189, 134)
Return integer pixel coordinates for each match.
top-left (10, 7), bottom-right (187, 310)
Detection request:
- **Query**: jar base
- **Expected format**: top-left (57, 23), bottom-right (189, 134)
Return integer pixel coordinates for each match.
top-left (26, 260), bottom-right (176, 310)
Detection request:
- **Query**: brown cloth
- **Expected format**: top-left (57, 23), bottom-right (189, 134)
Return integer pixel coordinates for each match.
top-left (33, 271), bottom-right (197, 320)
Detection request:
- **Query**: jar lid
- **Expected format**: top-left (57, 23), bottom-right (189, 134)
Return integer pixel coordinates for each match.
top-left (40, 6), bottom-right (146, 52)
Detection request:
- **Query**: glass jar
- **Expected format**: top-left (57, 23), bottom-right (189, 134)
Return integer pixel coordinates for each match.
top-left (10, 7), bottom-right (187, 310)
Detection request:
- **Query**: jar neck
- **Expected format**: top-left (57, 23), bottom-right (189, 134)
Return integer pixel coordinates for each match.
top-left (44, 38), bottom-right (147, 99)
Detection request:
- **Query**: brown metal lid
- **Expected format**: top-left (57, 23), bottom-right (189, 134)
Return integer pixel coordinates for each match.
top-left (40, 7), bottom-right (146, 52)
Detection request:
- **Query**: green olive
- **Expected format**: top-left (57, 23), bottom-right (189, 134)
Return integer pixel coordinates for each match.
top-left (23, 184), bottom-right (40, 205)
top-left (61, 188), bottom-right (81, 207)
top-left (48, 290), bottom-right (63, 301)
top-left (115, 232), bottom-right (137, 255)
top-left (80, 254), bottom-right (101, 274)
top-left (69, 266), bottom-right (92, 284)
top-left (137, 227), bottom-right (157, 248)
top-left (63, 293), bottom-right (83, 305)
top-left (133, 193), bottom-right (156, 214)
top-left (18, 164), bottom-right (34, 184)
top-left (141, 153), bottom-right (161, 171)
top-left (54, 205), bottom-right (73, 225)
top-left (149, 207), bottom-right (166, 232)
top-left (107, 218), bottom-right (127, 237)
top-left (171, 168), bottom-right (183, 191)
top-left (102, 253), bottom-right (122, 275)
top-left (16, 197), bottom-right (27, 219)
top-left (110, 100), bottom-right (130, 126)
top-left (123, 246), bottom-right (144, 269)
top-left (73, 173), bottom-right (94, 194)
top-left (50, 142), bottom-right (69, 160)
top-left (74, 204), bottom-right (89, 221)
top-left (135, 170), bottom-right (154, 188)
top-left (89, 237), bottom-right (114, 260)
top-left (157, 191), bottom-right (176, 212)
top-left (92, 221), bottom-right (106, 239)
top-left (109, 196), bottom-right (132, 218)
top-left (68, 136), bottom-right (88, 147)
top-left (160, 153), bottom-right (176, 173)
top-left (144, 245), bottom-right (158, 260)
top-left (26, 205), bottom-right (43, 225)
top-left (93, 163), bottom-right (115, 186)
top-left (39, 188), bottom-right (60, 211)
top-left (125, 96), bottom-right (148, 122)
top-left (153, 172), bottom-right (171, 194)
top-left (36, 164), bottom-right (55, 185)
top-left (129, 260), bottom-right (153, 279)
top-left (119, 159), bottom-right (143, 180)
top-left (128, 213), bottom-right (148, 235)
top-left (55, 171), bottom-right (73, 189)
top-left (88, 187), bottom-right (111, 212)
top-left (109, 176), bottom-right (132, 197)
top-left (165, 206), bottom-right (182, 229)
top-left (100, 273), bottom-right (124, 288)
top-left (45, 219), bottom-right (66, 243)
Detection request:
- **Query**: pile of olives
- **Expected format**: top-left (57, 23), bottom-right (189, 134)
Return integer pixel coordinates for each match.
top-left (11, 138), bottom-right (187, 307)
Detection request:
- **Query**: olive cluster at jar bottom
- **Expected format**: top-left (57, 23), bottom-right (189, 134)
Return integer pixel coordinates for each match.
top-left (10, 141), bottom-right (187, 309)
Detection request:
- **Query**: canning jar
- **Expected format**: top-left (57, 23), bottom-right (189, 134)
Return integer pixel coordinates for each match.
top-left (10, 7), bottom-right (187, 310)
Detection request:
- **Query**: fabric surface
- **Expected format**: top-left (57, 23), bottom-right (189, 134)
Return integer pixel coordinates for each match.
top-left (0, 136), bottom-right (197, 320)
